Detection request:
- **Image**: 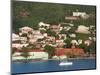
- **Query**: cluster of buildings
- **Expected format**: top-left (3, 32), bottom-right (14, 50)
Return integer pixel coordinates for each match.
top-left (12, 11), bottom-right (96, 61)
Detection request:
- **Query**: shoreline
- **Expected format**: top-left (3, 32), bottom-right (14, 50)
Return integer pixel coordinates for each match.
top-left (12, 56), bottom-right (96, 63)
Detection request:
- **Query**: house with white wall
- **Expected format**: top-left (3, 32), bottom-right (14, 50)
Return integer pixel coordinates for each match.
top-left (12, 50), bottom-right (49, 61)
top-left (19, 26), bottom-right (33, 34)
top-left (73, 12), bottom-right (89, 19)
top-left (38, 22), bottom-right (50, 29)
top-left (73, 12), bottom-right (86, 17)
top-left (76, 25), bottom-right (90, 34)
top-left (12, 33), bottom-right (20, 41)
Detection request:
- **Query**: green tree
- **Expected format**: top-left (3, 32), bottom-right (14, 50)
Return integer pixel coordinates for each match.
top-left (12, 1), bottom-right (96, 32)
top-left (78, 43), bottom-right (85, 49)
top-left (40, 29), bottom-right (46, 34)
top-left (12, 47), bottom-right (17, 54)
top-left (64, 38), bottom-right (72, 48)
top-left (21, 47), bottom-right (29, 61)
top-left (89, 41), bottom-right (96, 55)
top-left (46, 29), bottom-right (56, 37)
top-left (60, 29), bottom-right (67, 34)
top-left (44, 45), bottom-right (55, 58)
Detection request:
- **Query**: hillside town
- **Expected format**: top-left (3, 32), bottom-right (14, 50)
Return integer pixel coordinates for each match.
top-left (12, 11), bottom-right (96, 61)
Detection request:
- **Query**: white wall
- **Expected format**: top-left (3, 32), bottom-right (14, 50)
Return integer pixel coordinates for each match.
top-left (0, 0), bottom-right (100, 75)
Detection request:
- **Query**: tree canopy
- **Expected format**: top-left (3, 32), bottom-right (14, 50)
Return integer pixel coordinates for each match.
top-left (12, 1), bottom-right (96, 32)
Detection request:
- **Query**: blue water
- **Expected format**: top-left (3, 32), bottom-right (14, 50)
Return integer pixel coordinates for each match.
top-left (11, 59), bottom-right (96, 74)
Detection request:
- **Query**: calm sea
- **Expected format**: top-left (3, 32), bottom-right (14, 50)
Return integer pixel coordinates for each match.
top-left (11, 58), bottom-right (96, 74)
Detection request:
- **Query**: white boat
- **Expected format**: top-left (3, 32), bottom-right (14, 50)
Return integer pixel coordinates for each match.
top-left (58, 55), bottom-right (73, 66)
top-left (59, 61), bottom-right (73, 66)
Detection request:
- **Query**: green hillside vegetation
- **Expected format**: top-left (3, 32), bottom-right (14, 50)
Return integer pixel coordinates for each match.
top-left (76, 33), bottom-right (90, 40)
top-left (12, 1), bottom-right (96, 33)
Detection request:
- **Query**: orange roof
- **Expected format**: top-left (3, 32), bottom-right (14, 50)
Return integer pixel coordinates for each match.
top-left (55, 48), bottom-right (85, 56)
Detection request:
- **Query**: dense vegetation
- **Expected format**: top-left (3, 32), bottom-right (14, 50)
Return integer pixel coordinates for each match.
top-left (12, 1), bottom-right (96, 33)
top-left (12, 1), bottom-right (96, 58)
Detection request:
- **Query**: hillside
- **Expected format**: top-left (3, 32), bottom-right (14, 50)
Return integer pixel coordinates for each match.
top-left (12, 1), bottom-right (96, 33)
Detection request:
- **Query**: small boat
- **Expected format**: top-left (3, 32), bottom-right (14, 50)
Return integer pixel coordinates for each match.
top-left (58, 55), bottom-right (73, 66)
top-left (59, 61), bottom-right (73, 66)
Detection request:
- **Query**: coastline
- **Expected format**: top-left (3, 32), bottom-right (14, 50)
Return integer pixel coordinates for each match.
top-left (12, 56), bottom-right (96, 63)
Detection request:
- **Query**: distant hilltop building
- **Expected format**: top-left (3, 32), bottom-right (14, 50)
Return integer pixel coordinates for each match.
top-left (73, 12), bottom-right (86, 17)
top-left (65, 10), bottom-right (89, 20)
top-left (73, 12), bottom-right (89, 19)
top-left (65, 16), bottom-right (80, 20)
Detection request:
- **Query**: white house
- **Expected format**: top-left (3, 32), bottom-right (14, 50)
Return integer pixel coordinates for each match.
top-left (78, 39), bottom-right (83, 45)
top-left (12, 51), bottom-right (49, 61)
top-left (65, 16), bottom-right (79, 20)
top-left (12, 43), bottom-right (22, 49)
top-left (73, 11), bottom-right (90, 19)
top-left (71, 40), bottom-right (78, 45)
top-left (43, 33), bottom-right (47, 37)
top-left (19, 26), bottom-right (33, 34)
top-left (38, 22), bottom-right (50, 29)
top-left (76, 25), bottom-right (90, 34)
top-left (52, 55), bottom-right (67, 60)
top-left (48, 44), bottom-right (57, 47)
top-left (90, 25), bottom-right (95, 29)
top-left (28, 51), bottom-right (48, 60)
top-left (29, 38), bottom-right (37, 44)
top-left (69, 23), bottom-right (74, 27)
top-left (64, 26), bottom-right (71, 31)
top-left (73, 12), bottom-right (86, 17)
top-left (34, 34), bottom-right (44, 39)
top-left (52, 55), bottom-right (59, 60)
top-left (20, 37), bottom-right (27, 43)
top-left (12, 52), bottom-right (21, 57)
top-left (33, 30), bottom-right (44, 39)
top-left (32, 30), bottom-right (41, 34)
top-left (69, 33), bottom-right (76, 38)
top-left (89, 37), bottom-right (92, 40)
top-left (84, 40), bottom-right (92, 46)
top-left (56, 39), bottom-right (65, 47)
top-left (39, 28), bottom-right (46, 31)
top-left (12, 56), bottom-right (26, 61)
top-left (46, 36), bottom-right (55, 41)
top-left (59, 55), bottom-right (67, 60)
top-left (59, 34), bottom-right (66, 40)
top-left (12, 43), bottom-right (29, 49)
top-left (12, 33), bottom-right (20, 41)
top-left (60, 27), bottom-right (63, 31)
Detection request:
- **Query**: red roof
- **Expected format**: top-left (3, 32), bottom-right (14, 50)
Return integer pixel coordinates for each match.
top-left (55, 48), bottom-right (85, 56)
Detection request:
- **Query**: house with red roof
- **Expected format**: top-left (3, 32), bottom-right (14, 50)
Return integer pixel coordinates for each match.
top-left (55, 48), bottom-right (85, 57)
